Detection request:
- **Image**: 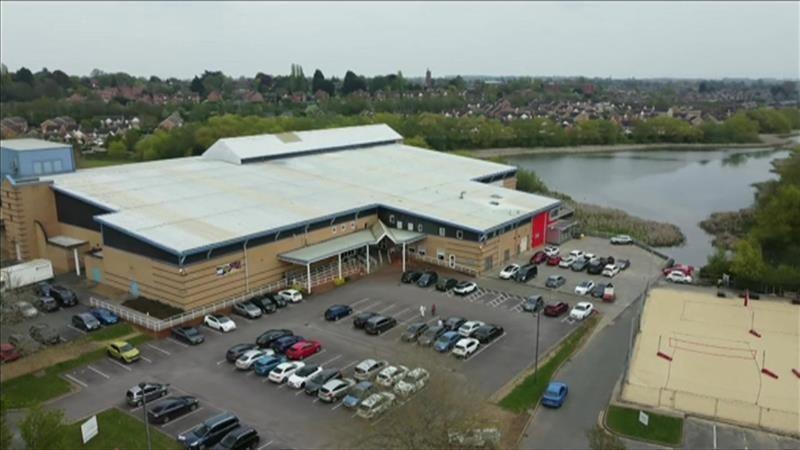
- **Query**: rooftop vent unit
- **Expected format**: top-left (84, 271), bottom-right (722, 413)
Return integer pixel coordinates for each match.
top-left (490, 194), bottom-right (502, 199)
top-left (489, 201), bottom-right (500, 206)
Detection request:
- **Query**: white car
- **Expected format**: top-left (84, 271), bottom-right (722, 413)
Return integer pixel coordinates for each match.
top-left (602, 264), bottom-right (620, 278)
top-left (570, 302), bottom-right (594, 320)
top-left (393, 367), bottom-right (430, 396)
top-left (584, 253), bottom-right (596, 261)
top-left (499, 264), bottom-right (520, 280)
top-left (559, 255), bottom-right (576, 268)
top-left (287, 365), bottom-right (324, 389)
top-left (453, 281), bottom-right (478, 296)
top-left (376, 365), bottom-right (409, 388)
top-left (357, 392), bottom-right (396, 419)
top-left (666, 271), bottom-right (693, 284)
top-left (568, 250), bottom-right (584, 259)
top-left (458, 320), bottom-right (486, 338)
top-left (278, 289), bottom-right (303, 303)
top-left (452, 338), bottom-right (479, 358)
top-left (574, 280), bottom-right (595, 296)
top-left (203, 313), bottom-right (236, 332)
top-left (610, 234), bottom-right (633, 245)
top-left (544, 246), bottom-right (560, 257)
top-left (268, 361), bottom-right (305, 383)
top-left (15, 301), bottom-right (38, 318)
top-left (235, 348), bottom-right (272, 370)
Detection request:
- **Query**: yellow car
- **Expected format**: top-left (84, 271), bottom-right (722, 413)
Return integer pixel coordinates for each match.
top-left (106, 340), bottom-right (140, 363)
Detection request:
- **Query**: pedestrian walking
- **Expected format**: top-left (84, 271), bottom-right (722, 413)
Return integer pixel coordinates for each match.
top-left (437, 319), bottom-right (443, 328)
top-left (431, 304), bottom-right (436, 316)
top-left (419, 305), bottom-right (425, 318)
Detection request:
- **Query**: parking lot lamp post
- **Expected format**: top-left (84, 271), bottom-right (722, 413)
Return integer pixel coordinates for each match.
top-left (534, 311), bottom-right (541, 381)
top-left (139, 383), bottom-right (152, 450)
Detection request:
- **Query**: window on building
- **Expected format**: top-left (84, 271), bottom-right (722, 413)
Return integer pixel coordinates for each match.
top-left (33, 162), bottom-right (43, 175)
top-left (340, 224), bottom-right (346, 232)
top-left (53, 160), bottom-right (63, 172)
top-left (437, 250), bottom-right (445, 261)
top-left (351, 221), bottom-right (356, 230)
top-left (408, 247), bottom-right (416, 253)
top-left (407, 222), bottom-right (413, 231)
top-left (42, 161), bottom-right (53, 174)
top-left (397, 220), bottom-right (403, 230)
top-left (438, 227), bottom-right (445, 237)
top-left (332, 226), bottom-right (337, 234)
top-left (417, 224), bottom-right (423, 233)
top-left (388, 214), bottom-right (396, 224)
top-left (418, 248), bottom-right (427, 256)
top-left (484, 256), bottom-right (494, 271)
top-left (456, 230), bottom-right (464, 240)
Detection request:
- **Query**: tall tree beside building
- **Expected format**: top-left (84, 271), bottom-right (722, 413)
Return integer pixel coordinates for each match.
top-left (311, 69), bottom-right (334, 96)
top-left (190, 75), bottom-right (205, 96)
top-left (289, 64), bottom-right (308, 93)
top-left (13, 67), bottom-right (34, 85)
top-left (341, 70), bottom-right (367, 95)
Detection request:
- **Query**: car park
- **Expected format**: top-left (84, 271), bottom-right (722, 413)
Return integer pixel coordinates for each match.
top-left (416, 271), bottom-right (438, 288)
top-left (352, 312), bottom-right (379, 329)
top-left (204, 314), bottom-right (237, 332)
top-left (0, 343), bottom-right (21, 363)
top-left (666, 271), bottom-right (693, 284)
top-left (357, 392), bottom-right (396, 419)
top-left (271, 335), bottom-right (304, 353)
top-left (318, 378), bottom-right (356, 403)
top-left (393, 367), bottom-right (430, 396)
top-left (546, 255), bottom-right (561, 266)
top-left (569, 302), bottom-right (594, 320)
top-left (401, 270), bottom-right (422, 284)
top-left (434, 331), bottom-right (462, 353)
top-left (530, 251), bottom-right (548, 265)
top-left (443, 316), bottom-right (467, 331)
top-left (458, 320), bottom-right (485, 337)
top-left (602, 264), bottom-right (620, 278)
top-left (453, 281), bottom-right (478, 296)
top-left (343, 380), bottom-right (375, 408)
top-left (232, 302), bottom-right (262, 319)
top-left (499, 264), bottom-right (520, 280)
top-left (304, 368), bottom-right (342, 395)
top-left (255, 329), bottom-right (292, 348)
top-left (353, 359), bottom-right (388, 381)
top-left (146, 395), bottom-right (199, 424)
top-left (541, 382), bottom-right (568, 408)
top-left (473, 324), bottom-right (504, 344)
top-left (287, 364), bottom-right (323, 389)
top-left (364, 315), bottom-right (397, 335)
top-left (89, 308), bottom-right (119, 325)
top-left (269, 361), bottom-right (305, 383)
top-left (559, 255), bottom-right (576, 268)
top-left (172, 326), bottom-right (205, 345)
top-left (15, 301), bottom-right (38, 319)
top-left (277, 289), bottom-right (303, 303)
top-left (253, 354), bottom-right (287, 376)
top-left (285, 340), bottom-right (322, 360)
top-left (324, 304), bottom-right (353, 321)
top-left (417, 325), bottom-right (445, 346)
top-left (376, 365), bottom-right (409, 388)
top-left (591, 283), bottom-right (607, 299)
top-left (452, 338), bottom-right (479, 358)
top-left (126, 382), bottom-right (169, 406)
top-left (522, 295), bottom-right (544, 313)
top-left (29, 324), bottom-right (61, 345)
top-left (36, 296), bottom-right (59, 313)
top-left (225, 343), bottom-right (257, 363)
top-left (545, 274), bottom-right (566, 288)
top-left (544, 246), bottom-right (560, 257)
top-left (570, 257), bottom-right (589, 272)
top-left (177, 412), bottom-right (239, 450)
top-left (435, 277), bottom-right (458, 292)
top-left (71, 313), bottom-right (101, 331)
top-left (213, 426), bottom-right (260, 450)
top-left (235, 348), bottom-right (272, 370)
top-left (544, 302), bottom-right (569, 317)
top-left (610, 235), bottom-right (633, 245)
top-left (106, 340), bottom-right (140, 363)
top-left (514, 264), bottom-right (538, 282)
top-left (49, 285), bottom-right (78, 307)
top-left (574, 280), bottom-right (595, 296)
top-left (401, 322), bottom-right (429, 342)
top-left (248, 295), bottom-right (277, 314)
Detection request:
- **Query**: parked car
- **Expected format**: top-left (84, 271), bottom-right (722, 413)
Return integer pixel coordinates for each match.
top-left (443, 316), bottom-right (467, 331)
top-left (36, 296), bottom-right (59, 313)
top-left (268, 361), bottom-right (305, 384)
top-left (544, 302), bottom-right (569, 317)
top-left (232, 302), bottom-right (262, 319)
top-left (343, 380), bottom-right (375, 408)
top-left (353, 359), bottom-right (388, 381)
top-left (453, 281), bottom-right (478, 296)
top-left (417, 325), bottom-right (446, 346)
top-left (473, 324), bottom-right (504, 344)
top-left (416, 271), bottom-right (438, 288)
top-left (253, 354), bottom-right (287, 376)
top-left (376, 365), bottom-right (409, 388)
top-left (172, 326), bottom-right (205, 345)
top-left (602, 264), bottom-right (620, 278)
top-left (586, 259), bottom-right (605, 275)
top-left (436, 277), bottom-right (458, 292)
top-left (393, 367), bottom-right (430, 396)
top-left (458, 320), bottom-right (485, 337)
top-left (49, 285), bottom-right (78, 307)
top-left (14, 301), bottom-right (38, 319)
top-left (541, 382), bottom-right (568, 408)
top-left (89, 308), bottom-right (119, 325)
top-left (591, 283), bottom-right (607, 298)
top-left (545, 274), bottom-right (566, 289)
top-left (29, 324), bottom-right (61, 345)
top-left (126, 382), bottom-right (169, 406)
top-left (610, 235), bottom-right (633, 245)
top-left (514, 264), bottom-right (538, 282)
top-left (225, 343), bottom-right (257, 363)
top-left (571, 257), bottom-right (590, 272)
top-left (603, 283), bottom-right (616, 302)
top-left (266, 293), bottom-right (287, 308)
top-left (364, 315), bottom-right (397, 335)
top-left (452, 338), bottom-right (479, 358)
top-left (522, 295), bottom-right (545, 313)
top-left (666, 271), bottom-right (693, 284)
top-left (530, 251), bottom-right (548, 265)
top-left (213, 426), bottom-right (259, 450)
top-left (248, 295), bottom-right (277, 314)
top-left (72, 313), bottom-right (101, 332)
top-left (559, 255), bottom-right (576, 268)
top-left (546, 255), bottom-right (562, 266)
top-left (575, 280), bottom-right (595, 296)
top-left (324, 304), bottom-right (353, 321)
top-left (287, 364), bottom-right (323, 389)
top-left (277, 289), bottom-right (303, 303)
top-left (434, 331), bottom-right (462, 353)
top-left (353, 312), bottom-right (379, 329)
top-left (106, 340), bottom-right (140, 363)
top-left (357, 392), bottom-right (396, 419)
top-left (0, 343), bottom-right (21, 363)
top-left (8, 334), bottom-right (40, 354)
top-left (318, 378), bottom-right (356, 403)
top-left (401, 322), bottom-right (429, 342)
top-left (147, 395), bottom-right (200, 424)
top-left (204, 314), bottom-right (237, 332)
top-left (177, 412), bottom-right (239, 450)
top-left (568, 250), bottom-right (585, 259)
top-left (285, 340), bottom-right (322, 360)
top-left (616, 259), bottom-right (631, 270)
top-left (34, 281), bottom-right (54, 297)
top-left (304, 368), bottom-right (342, 395)
top-left (544, 246), bottom-right (560, 257)
top-left (499, 264), bottom-right (520, 280)
top-left (270, 335), bottom-right (304, 354)
top-left (569, 302), bottom-right (594, 320)
top-left (662, 264), bottom-right (695, 276)
top-left (235, 349), bottom-right (272, 370)
top-left (255, 329), bottom-right (292, 348)
top-left (401, 270), bottom-right (422, 284)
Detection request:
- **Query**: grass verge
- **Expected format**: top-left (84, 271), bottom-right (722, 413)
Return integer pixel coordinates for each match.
top-left (498, 315), bottom-right (599, 413)
top-left (605, 405), bottom-right (683, 446)
top-left (62, 408), bottom-right (182, 450)
top-left (87, 323), bottom-right (134, 342)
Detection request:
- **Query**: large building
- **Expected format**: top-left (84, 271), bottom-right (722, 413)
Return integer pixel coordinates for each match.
top-left (1, 125), bottom-right (561, 310)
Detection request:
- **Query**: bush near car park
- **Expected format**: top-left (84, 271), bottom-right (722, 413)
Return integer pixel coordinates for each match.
top-left (0, 401), bottom-right (12, 450)
top-left (60, 408), bottom-right (182, 450)
top-left (20, 405), bottom-right (67, 450)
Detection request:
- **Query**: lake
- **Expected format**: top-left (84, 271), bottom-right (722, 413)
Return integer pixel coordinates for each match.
top-left (506, 146), bottom-right (792, 267)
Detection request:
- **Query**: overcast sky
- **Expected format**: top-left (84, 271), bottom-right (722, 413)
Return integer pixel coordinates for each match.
top-left (1, 1), bottom-right (798, 80)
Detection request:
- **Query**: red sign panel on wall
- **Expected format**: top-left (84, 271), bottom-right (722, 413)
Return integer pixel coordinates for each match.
top-left (531, 211), bottom-right (549, 248)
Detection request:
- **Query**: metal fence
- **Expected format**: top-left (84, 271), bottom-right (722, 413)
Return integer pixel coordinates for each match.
top-left (583, 231), bottom-right (672, 261)
top-left (411, 253), bottom-right (479, 277)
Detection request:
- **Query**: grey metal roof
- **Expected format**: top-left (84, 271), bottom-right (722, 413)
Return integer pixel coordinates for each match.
top-left (0, 138), bottom-right (71, 151)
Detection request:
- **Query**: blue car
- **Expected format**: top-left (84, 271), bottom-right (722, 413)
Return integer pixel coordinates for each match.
top-left (90, 308), bottom-right (119, 325)
top-left (342, 380), bottom-right (374, 409)
top-left (270, 335), bottom-right (304, 354)
top-left (433, 331), bottom-right (461, 353)
top-left (254, 355), bottom-right (287, 376)
top-left (541, 382), bottom-right (568, 408)
top-left (324, 304), bottom-right (353, 321)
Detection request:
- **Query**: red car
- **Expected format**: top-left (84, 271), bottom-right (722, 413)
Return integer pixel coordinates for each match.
top-left (0, 343), bottom-right (21, 363)
top-left (546, 255), bottom-right (561, 266)
top-left (285, 340), bottom-right (321, 360)
top-left (544, 302), bottom-right (569, 317)
top-left (530, 251), bottom-right (548, 265)
top-left (662, 264), bottom-right (695, 276)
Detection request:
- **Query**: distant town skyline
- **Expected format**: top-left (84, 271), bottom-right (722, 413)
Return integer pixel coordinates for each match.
top-left (1, 1), bottom-right (798, 80)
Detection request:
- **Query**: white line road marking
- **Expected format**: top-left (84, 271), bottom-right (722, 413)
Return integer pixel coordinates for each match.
top-left (340, 360), bottom-right (358, 371)
top-left (257, 440), bottom-right (273, 450)
top-left (331, 401), bottom-right (344, 410)
top-left (349, 297), bottom-right (371, 308)
top-left (146, 343), bottom-right (170, 355)
top-left (713, 425), bottom-right (717, 449)
top-left (464, 333), bottom-right (507, 362)
top-left (87, 365), bottom-right (110, 379)
top-left (107, 358), bottom-right (132, 371)
top-left (172, 407), bottom-right (206, 430)
top-left (375, 303), bottom-right (397, 314)
top-left (216, 359), bottom-right (226, 366)
top-left (295, 389), bottom-right (306, 396)
top-left (64, 374), bottom-right (88, 387)
top-left (168, 338), bottom-right (190, 348)
top-left (494, 296), bottom-right (514, 307)
top-left (303, 348), bottom-right (327, 361)
top-left (140, 356), bottom-right (152, 364)
top-left (68, 325), bottom-right (87, 335)
top-left (318, 354), bottom-right (342, 367)
top-left (312, 398), bottom-right (320, 403)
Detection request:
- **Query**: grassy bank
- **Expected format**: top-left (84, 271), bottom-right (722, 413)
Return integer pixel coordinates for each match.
top-left (498, 315), bottom-right (598, 413)
top-left (62, 408), bottom-right (182, 450)
top-left (606, 405), bottom-right (684, 446)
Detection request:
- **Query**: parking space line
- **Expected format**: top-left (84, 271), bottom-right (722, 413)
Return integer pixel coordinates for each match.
top-left (215, 359), bottom-right (227, 366)
top-left (340, 360), bottom-right (359, 371)
top-left (349, 297), bottom-right (371, 308)
top-left (375, 303), bottom-right (397, 314)
top-left (146, 343), bottom-right (170, 355)
top-left (318, 353), bottom-right (342, 367)
top-left (140, 356), bottom-right (152, 364)
top-left (464, 333), bottom-right (507, 362)
top-left (257, 440), bottom-right (273, 450)
top-left (331, 401), bottom-right (344, 410)
top-left (294, 389), bottom-right (306, 396)
top-left (494, 296), bottom-right (514, 307)
top-left (68, 325), bottom-right (87, 335)
top-left (64, 373), bottom-right (89, 388)
top-left (168, 338), bottom-right (190, 348)
top-left (107, 358), bottom-right (132, 371)
top-left (173, 407), bottom-right (206, 431)
top-left (87, 365), bottom-right (110, 379)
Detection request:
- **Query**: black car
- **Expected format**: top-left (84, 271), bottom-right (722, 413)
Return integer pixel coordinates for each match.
top-left (304, 368), bottom-right (342, 395)
top-left (587, 260), bottom-right (605, 275)
top-left (49, 285), bottom-right (78, 307)
top-left (172, 326), bottom-right (205, 345)
top-left (522, 295), bottom-right (544, 313)
top-left (591, 283), bottom-right (607, 298)
top-left (72, 313), bottom-right (101, 331)
top-left (226, 343), bottom-right (258, 363)
top-left (401, 322), bottom-right (429, 342)
top-left (617, 259), bottom-right (631, 270)
top-left (352, 312), bottom-right (379, 329)
top-left (266, 293), bottom-right (287, 308)
top-left (514, 264), bottom-right (538, 282)
top-left (324, 304), bottom-right (353, 321)
top-left (400, 270), bottom-right (422, 284)
top-left (570, 257), bottom-right (589, 272)
top-left (545, 275), bottom-right (566, 289)
top-left (147, 395), bottom-right (198, 424)
top-left (248, 295), bottom-right (276, 315)
top-left (473, 324), bottom-right (504, 344)
top-left (177, 412), bottom-right (239, 450)
top-left (270, 335), bottom-right (304, 353)
top-left (34, 281), bottom-right (54, 297)
top-left (36, 296), bottom-right (59, 312)
top-left (127, 382), bottom-right (169, 406)
top-left (443, 316), bottom-right (467, 331)
top-left (213, 426), bottom-right (260, 450)
top-left (255, 329), bottom-right (292, 348)
top-left (417, 325), bottom-right (446, 346)
top-left (364, 316), bottom-right (397, 335)
top-left (29, 324), bottom-right (60, 345)
top-left (436, 277), bottom-right (458, 292)
top-left (416, 271), bottom-right (438, 288)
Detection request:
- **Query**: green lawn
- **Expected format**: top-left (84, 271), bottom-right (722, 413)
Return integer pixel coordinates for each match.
top-left (88, 323), bottom-right (134, 342)
top-left (498, 315), bottom-right (598, 412)
top-left (606, 405), bottom-right (683, 446)
top-left (62, 408), bottom-right (182, 450)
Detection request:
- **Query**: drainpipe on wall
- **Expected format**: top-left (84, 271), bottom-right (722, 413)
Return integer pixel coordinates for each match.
top-left (73, 248), bottom-right (81, 277)
top-left (243, 240), bottom-right (250, 293)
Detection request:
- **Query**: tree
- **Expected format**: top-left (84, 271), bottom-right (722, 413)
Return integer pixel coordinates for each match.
top-left (190, 76), bottom-right (205, 96)
top-left (13, 67), bottom-right (34, 85)
top-left (730, 238), bottom-right (767, 284)
top-left (289, 64), bottom-right (308, 93)
top-left (107, 140), bottom-right (128, 159)
top-left (586, 424), bottom-right (626, 450)
top-left (341, 70), bottom-right (367, 95)
top-left (20, 405), bottom-right (66, 450)
top-left (50, 69), bottom-right (71, 88)
top-left (0, 401), bottom-right (12, 450)
top-left (311, 69), bottom-right (334, 96)
top-left (255, 72), bottom-right (273, 93)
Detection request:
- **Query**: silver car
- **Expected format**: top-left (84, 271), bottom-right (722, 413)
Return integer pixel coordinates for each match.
top-left (353, 359), bottom-right (388, 381)
top-left (318, 378), bottom-right (356, 403)
top-left (232, 302), bottom-right (262, 319)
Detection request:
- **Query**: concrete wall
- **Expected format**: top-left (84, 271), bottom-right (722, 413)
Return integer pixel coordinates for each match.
top-left (1, 179), bottom-right (59, 261)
